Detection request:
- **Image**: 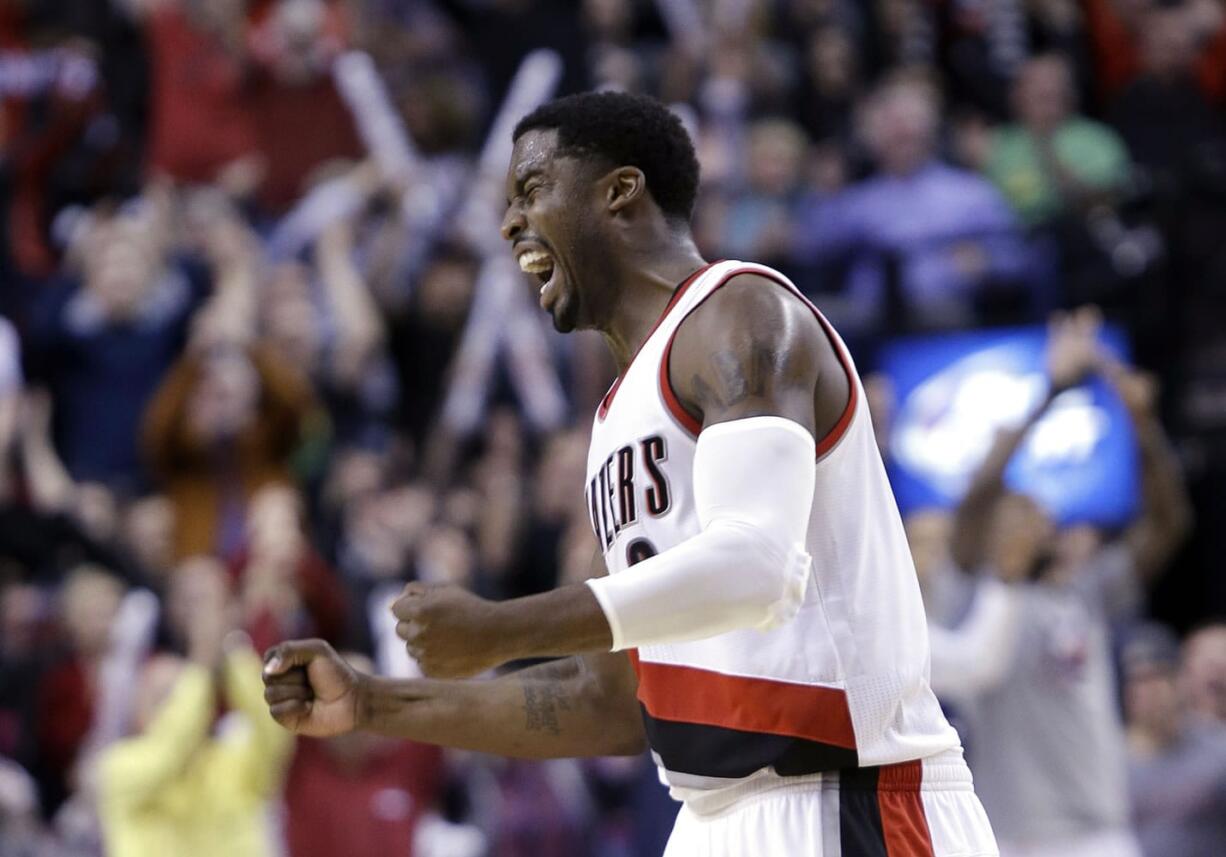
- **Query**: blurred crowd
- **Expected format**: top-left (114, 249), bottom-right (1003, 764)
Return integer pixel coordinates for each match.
top-left (0, 0), bottom-right (1224, 855)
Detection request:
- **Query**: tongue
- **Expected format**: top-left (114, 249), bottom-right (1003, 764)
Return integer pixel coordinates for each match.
top-left (540, 267), bottom-right (559, 307)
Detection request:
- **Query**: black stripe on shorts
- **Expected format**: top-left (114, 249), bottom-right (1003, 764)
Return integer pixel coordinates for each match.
top-left (839, 765), bottom-right (888, 857)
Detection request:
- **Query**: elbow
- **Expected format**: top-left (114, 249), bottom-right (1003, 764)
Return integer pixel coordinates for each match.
top-left (710, 521), bottom-right (811, 631)
top-left (589, 519), bottom-right (812, 650)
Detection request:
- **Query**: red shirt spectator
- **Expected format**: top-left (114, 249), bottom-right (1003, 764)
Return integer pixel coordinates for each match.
top-left (145, 3), bottom-right (256, 183)
top-left (283, 732), bottom-right (444, 857)
top-left (1082, 0), bottom-right (1226, 105)
top-left (0, 6), bottom-right (101, 276)
top-left (244, 0), bottom-right (362, 213)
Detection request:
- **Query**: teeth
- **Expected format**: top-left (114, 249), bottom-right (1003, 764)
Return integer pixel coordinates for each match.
top-left (517, 250), bottom-right (553, 274)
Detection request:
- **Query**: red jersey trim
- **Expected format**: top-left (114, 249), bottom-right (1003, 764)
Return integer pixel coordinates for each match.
top-left (878, 760), bottom-right (936, 856)
top-left (657, 266), bottom-right (859, 458)
top-left (626, 653), bottom-right (858, 750)
top-left (597, 262), bottom-right (716, 422)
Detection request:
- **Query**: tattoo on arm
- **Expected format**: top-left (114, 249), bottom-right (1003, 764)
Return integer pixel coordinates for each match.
top-left (522, 682), bottom-right (572, 736)
top-left (694, 343), bottom-right (785, 411)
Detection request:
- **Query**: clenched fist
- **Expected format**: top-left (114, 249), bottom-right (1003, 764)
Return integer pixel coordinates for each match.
top-left (391, 583), bottom-right (510, 679)
top-left (262, 639), bottom-right (365, 737)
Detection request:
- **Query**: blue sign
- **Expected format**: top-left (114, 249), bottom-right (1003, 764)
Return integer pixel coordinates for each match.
top-left (879, 325), bottom-right (1138, 527)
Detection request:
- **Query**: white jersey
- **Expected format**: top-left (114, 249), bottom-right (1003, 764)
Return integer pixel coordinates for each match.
top-left (584, 260), bottom-right (960, 804)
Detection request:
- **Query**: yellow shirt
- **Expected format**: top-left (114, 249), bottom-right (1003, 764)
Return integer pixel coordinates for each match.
top-left (98, 649), bottom-right (294, 857)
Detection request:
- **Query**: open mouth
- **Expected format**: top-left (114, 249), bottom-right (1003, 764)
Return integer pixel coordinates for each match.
top-left (517, 248), bottom-right (559, 310)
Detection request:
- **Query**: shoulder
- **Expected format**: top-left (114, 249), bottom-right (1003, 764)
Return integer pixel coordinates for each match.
top-left (667, 271), bottom-right (835, 430)
top-left (674, 272), bottom-right (824, 365)
top-left (938, 163), bottom-right (1016, 216)
top-left (941, 162), bottom-right (1002, 194)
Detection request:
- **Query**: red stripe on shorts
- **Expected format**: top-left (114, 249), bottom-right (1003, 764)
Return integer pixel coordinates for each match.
top-left (877, 760), bottom-right (936, 857)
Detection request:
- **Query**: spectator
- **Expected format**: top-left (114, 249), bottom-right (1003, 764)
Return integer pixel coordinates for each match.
top-left (0, 384), bottom-right (141, 591)
top-left (244, 0), bottom-right (363, 215)
top-left (387, 244), bottom-right (479, 450)
top-left (923, 0), bottom-right (1030, 117)
top-left (236, 484), bottom-right (349, 652)
top-left (30, 564), bottom-right (124, 815)
top-left (141, 330), bottom-right (321, 562)
top-left (119, 495), bottom-right (176, 583)
top-left (795, 24), bottom-right (861, 145)
top-left (95, 573), bottom-right (292, 857)
top-left (0, 5), bottom-right (104, 278)
top-left (1082, 0), bottom-right (1226, 107)
top-left (904, 508), bottom-right (976, 632)
top-left (791, 73), bottom-right (1035, 334)
top-left (22, 202), bottom-right (211, 491)
top-left (932, 309), bottom-right (1193, 857)
top-left (985, 53), bottom-right (1131, 228)
top-left (508, 428), bottom-right (589, 599)
top-left (140, 0), bottom-right (262, 193)
top-left (1179, 621), bottom-right (1226, 725)
top-left (1124, 623), bottom-right (1226, 857)
top-left (260, 212), bottom-right (392, 449)
top-left (697, 117), bottom-right (808, 270)
top-left (1108, 5), bottom-right (1226, 192)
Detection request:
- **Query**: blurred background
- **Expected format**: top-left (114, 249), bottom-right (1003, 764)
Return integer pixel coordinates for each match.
top-left (0, 0), bottom-right (1224, 855)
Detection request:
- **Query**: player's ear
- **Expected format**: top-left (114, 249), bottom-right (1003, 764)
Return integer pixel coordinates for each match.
top-left (604, 167), bottom-right (646, 214)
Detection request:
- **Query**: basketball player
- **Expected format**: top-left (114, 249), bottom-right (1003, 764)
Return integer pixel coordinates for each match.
top-left (263, 92), bottom-right (999, 856)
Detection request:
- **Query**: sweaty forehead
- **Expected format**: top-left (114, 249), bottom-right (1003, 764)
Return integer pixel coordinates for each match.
top-left (507, 129), bottom-right (559, 186)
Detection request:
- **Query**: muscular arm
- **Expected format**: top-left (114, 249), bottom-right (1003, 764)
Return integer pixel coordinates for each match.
top-left (359, 651), bottom-right (646, 758)
top-left (263, 637), bottom-right (646, 758)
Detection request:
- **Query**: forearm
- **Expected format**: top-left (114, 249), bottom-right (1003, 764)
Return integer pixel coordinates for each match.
top-left (356, 655), bottom-right (644, 758)
top-left (952, 389), bottom-right (1057, 569)
top-left (1128, 411), bottom-right (1193, 576)
top-left (318, 238), bottom-right (384, 355)
top-left (929, 579), bottom-right (1021, 700)
top-left (19, 421), bottom-right (75, 514)
top-left (487, 585), bottom-right (613, 661)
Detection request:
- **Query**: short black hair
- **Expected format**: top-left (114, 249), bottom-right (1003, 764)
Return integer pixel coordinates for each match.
top-left (513, 91), bottom-right (700, 222)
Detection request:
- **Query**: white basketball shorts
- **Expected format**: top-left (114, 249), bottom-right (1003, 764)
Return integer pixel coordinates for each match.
top-left (663, 750), bottom-right (998, 856)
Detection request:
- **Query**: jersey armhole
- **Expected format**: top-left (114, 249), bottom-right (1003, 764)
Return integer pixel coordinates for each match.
top-left (657, 266), bottom-right (858, 459)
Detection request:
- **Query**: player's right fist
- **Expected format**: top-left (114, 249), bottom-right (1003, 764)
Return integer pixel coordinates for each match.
top-left (263, 639), bottom-right (363, 737)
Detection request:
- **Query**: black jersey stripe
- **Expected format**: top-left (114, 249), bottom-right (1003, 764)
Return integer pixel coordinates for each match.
top-left (641, 707), bottom-right (859, 780)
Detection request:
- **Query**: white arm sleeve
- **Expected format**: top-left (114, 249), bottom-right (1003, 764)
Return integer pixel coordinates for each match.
top-left (586, 416), bottom-right (816, 651)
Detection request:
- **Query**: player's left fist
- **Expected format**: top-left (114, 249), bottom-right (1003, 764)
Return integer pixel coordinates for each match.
top-left (391, 582), bottom-right (506, 679)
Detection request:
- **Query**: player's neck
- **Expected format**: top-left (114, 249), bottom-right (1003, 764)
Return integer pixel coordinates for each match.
top-left (600, 234), bottom-right (706, 373)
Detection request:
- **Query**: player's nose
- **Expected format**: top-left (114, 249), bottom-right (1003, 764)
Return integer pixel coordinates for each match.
top-left (500, 204), bottom-right (525, 242)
